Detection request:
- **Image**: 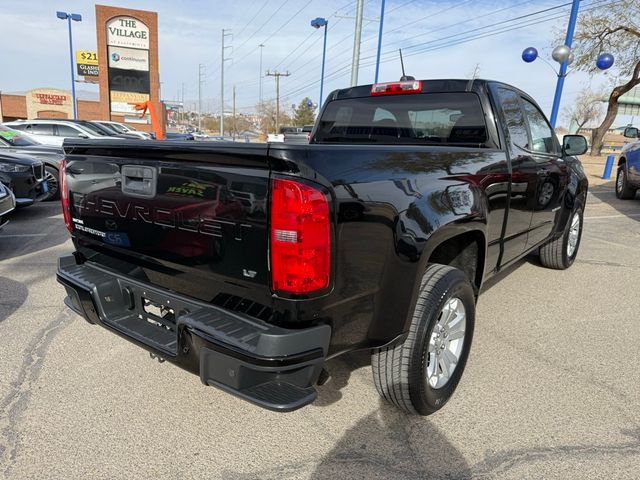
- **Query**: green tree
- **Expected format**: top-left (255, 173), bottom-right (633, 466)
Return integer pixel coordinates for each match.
top-left (293, 97), bottom-right (316, 126)
top-left (563, 0), bottom-right (640, 154)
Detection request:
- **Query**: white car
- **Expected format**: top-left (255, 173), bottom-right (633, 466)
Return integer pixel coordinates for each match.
top-left (5, 120), bottom-right (117, 147)
top-left (94, 120), bottom-right (152, 140)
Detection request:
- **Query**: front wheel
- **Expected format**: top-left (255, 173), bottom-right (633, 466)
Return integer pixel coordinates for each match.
top-left (616, 166), bottom-right (637, 200)
top-left (44, 165), bottom-right (60, 201)
top-left (539, 203), bottom-right (583, 270)
top-left (372, 264), bottom-right (475, 415)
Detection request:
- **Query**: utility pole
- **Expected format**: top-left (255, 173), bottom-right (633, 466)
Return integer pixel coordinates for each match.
top-left (351, 0), bottom-right (364, 86)
top-left (265, 70), bottom-right (290, 134)
top-left (181, 82), bottom-right (185, 124)
top-left (198, 64), bottom-right (205, 131)
top-left (258, 44), bottom-right (265, 106)
top-left (221, 28), bottom-right (233, 137)
top-left (232, 84), bottom-right (236, 141)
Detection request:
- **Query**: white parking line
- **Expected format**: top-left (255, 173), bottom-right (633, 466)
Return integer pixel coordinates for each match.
top-left (585, 213), bottom-right (640, 220)
top-left (0, 234), bottom-right (48, 238)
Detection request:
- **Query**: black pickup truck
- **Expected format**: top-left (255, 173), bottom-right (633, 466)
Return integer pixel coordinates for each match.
top-left (57, 79), bottom-right (588, 415)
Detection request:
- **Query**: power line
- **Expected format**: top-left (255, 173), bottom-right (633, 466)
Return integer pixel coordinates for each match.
top-left (279, 0), bottom-right (615, 100)
top-left (282, 0), bottom-right (587, 94)
top-left (233, 0), bottom-right (292, 56)
top-left (234, 0), bottom-right (270, 37)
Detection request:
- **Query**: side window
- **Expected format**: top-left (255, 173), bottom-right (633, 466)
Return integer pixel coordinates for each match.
top-left (31, 123), bottom-right (54, 135)
top-left (521, 99), bottom-right (556, 154)
top-left (55, 125), bottom-right (84, 138)
top-left (495, 87), bottom-right (529, 150)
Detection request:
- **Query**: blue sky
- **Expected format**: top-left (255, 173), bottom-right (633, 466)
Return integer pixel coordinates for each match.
top-left (0, 0), bottom-right (615, 126)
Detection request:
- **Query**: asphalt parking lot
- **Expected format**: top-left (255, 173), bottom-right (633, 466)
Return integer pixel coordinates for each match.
top-left (0, 182), bottom-right (639, 480)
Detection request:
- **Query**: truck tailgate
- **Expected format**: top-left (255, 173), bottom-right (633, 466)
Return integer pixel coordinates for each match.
top-left (63, 141), bottom-right (272, 305)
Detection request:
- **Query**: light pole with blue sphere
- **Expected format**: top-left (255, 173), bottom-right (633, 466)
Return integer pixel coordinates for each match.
top-left (522, 0), bottom-right (614, 127)
top-left (311, 17), bottom-right (328, 109)
top-left (56, 11), bottom-right (82, 120)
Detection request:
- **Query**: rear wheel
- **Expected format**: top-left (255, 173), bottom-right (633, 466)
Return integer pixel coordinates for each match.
top-left (616, 165), bottom-right (637, 200)
top-left (539, 203), bottom-right (583, 270)
top-left (44, 165), bottom-right (60, 201)
top-left (372, 264), bottom-right (475, 415)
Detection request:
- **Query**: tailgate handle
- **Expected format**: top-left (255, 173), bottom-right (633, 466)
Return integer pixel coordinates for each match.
top-left (121, 165), bottom-right (157, 198)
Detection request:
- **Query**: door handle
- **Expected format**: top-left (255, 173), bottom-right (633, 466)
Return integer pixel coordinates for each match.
top-left (121, 165), bottom-right (157, 198)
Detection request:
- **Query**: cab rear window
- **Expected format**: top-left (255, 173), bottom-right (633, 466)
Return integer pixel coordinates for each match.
top-left (314, 92), bottom-right (488, 146)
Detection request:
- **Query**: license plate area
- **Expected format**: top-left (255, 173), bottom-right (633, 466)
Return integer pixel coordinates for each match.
top-left (141, 297), bottom-right (176, 331)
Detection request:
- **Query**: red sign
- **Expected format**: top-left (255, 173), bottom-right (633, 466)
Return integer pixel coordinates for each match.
top-left (34, 93), bottom-right (67, 105)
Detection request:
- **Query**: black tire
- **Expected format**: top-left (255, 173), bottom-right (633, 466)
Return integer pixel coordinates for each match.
top-left (372, 264), bottom-right (475, 415)
top-left (539, 202), bottom-right (583, 270)
top-left (44, 165), bottom-right (60, 201)
top-left (616, 165), bottom-right (637, 200)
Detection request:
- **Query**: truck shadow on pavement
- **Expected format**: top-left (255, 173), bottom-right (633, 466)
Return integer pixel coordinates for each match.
top-left (309, 401), bottom-right (471, 480)
top-left (311, 353), bottom-right (471, 479)
top-left (0, 277), bottom-right (28, 324)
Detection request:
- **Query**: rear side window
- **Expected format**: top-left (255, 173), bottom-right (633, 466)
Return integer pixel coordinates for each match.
top-left (31, 123), bottom-right (55, 135)
top-left (314, 93), bottom-right (488, 146)
top-left (495, 88), bottom-right (528, 150)
top-left (56, 125), bottom-right (84, 138)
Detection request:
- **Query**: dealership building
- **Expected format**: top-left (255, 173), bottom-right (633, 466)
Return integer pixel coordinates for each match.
top-left (0, 5), bottom-right (165, 134)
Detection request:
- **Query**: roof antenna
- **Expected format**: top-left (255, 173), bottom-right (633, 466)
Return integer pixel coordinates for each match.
top-left (399, 49), bottom-right (415, 81)
top-left (466, 63), bottom-right (480, 91)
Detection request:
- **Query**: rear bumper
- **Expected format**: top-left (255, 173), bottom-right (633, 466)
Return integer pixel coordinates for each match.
top-left (57, 254), bottom-right (331, 411)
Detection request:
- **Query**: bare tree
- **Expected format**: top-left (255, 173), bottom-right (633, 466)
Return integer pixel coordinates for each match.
top-left (256, 100), bottom-right (291, 136)
top-left (562, 88), bottom-right (603, 131)
top-left (564, 0), bottom-right (640, 154)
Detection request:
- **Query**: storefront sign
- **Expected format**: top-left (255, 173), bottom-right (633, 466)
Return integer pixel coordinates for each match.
top-left (106, 16), bottom-right (149, 49)
top-left (33, 93), bottom-right (68, 105)
top-left (108, 46), bottom-right (149, 71)
top-left (110, 91), bottom-right (149, 114)
top-left (77, 64), bottom-right (99, 77)
top-left (108, 68), bottom-right (150, 94)
top-left (76, 50), bottom-right (98, 66)
top-left (76, 50), bottom-right (99, 77)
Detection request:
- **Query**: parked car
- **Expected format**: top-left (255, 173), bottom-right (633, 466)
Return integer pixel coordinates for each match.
top-left (57, 78), bottom-right (588, 415)
top-left (617, 126), bottom-right (640, 199)
top-left (0, 125), bottom-right (65, 200)
top-left (0, 152), bottom-right (48, 207)
top-left (93, 120), bottom-right (152, 140)
top-left (164, 132), bottom-right (195, 141)
top-left (5, 119), bottom-right (123, 147)
top-left (0, 182), bottom-right (16, 229)
top-left (283, 124), bottom-right (314, 143)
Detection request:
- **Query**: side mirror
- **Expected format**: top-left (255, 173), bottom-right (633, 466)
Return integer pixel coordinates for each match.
top-left (562, 135), bottom-right (588, 156)
top-left (624, 127), bottom-right (639, 138)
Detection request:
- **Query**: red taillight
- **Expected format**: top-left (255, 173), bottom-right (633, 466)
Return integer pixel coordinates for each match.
top-left (59, 159), bottom-right (72, 233)
top-left (270, 178), bottom-right (330, 294)
top-left (370, 80), bottom-right (422, 96)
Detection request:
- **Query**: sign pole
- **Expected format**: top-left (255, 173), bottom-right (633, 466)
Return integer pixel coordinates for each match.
top-left (67, 16), bottom-right (78, 119)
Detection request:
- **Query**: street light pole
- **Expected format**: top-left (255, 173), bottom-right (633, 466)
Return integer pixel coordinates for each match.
top-left (258, 44), bottom-right (265, 106)
top-left (374, 0), bottom-right (386, 83)
top-left (311, 18), bottom-right (328, 109)
top-left (350, 0), bottom-right (364, 86)
top-left (56, 11), bottom-right (82, 119)
top-left (549, 0), bottom-right (580, 127)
